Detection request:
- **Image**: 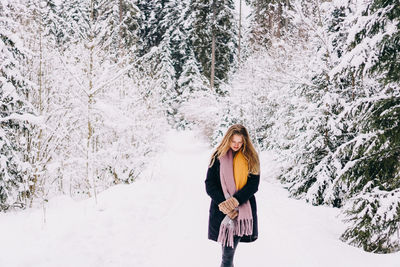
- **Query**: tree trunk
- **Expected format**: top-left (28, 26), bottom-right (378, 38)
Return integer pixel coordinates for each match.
top-left (238, 0), bottom-right (242, 64)
top-left (119, 0), bottom-right (123, 53)
top-left (352, 71), bottom-right (355, 101)
top-left (87, 0), bottom-right (97, 203)
top-left (119, 0), bottom-right (126, 97)
top-left (30, 5), bottom-right (44, 208)
top-left (256, 0), bottom-right (261, 23)
top-left (285, 0), bottom-right (289, 31)
top-left (210, 0), bottom-right (216, 90)
top-left (268, 2), bottom-right (273, 33)
top-left (276, 2), bottom-right (282, 38)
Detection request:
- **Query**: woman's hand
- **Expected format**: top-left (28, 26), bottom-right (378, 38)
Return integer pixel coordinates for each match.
top-left (218, 197), bottom-right (239, 214)
top-left (227, 209), bottom-right (238, 219)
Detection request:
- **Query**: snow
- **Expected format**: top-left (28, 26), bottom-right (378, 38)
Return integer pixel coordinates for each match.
top-left (1, 130), bottom-right (400, 267)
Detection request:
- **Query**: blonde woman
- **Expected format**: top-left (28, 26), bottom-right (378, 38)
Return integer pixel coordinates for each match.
top-left (205, 124), bottom-right (260, 267)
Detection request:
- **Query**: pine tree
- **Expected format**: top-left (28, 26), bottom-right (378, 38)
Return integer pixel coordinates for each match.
top-left (95, 0), bottom-right (139, 59)
top-left (189, 0), bottom-right (238, 94)
top-left (339, 96), bottom-right (400, 253)
top-left (0, 1), bottom-right (36, 211)
top-left (248, 0), bottom-right (345, 208)
top-left (136, 0), bottom-right (165, 56)
top-left (135, 0), bottom-right (201, 128)
top-left (178, 49), bottom-right (213, 129)
top-left (329, 0), bottom-right (400, 253)
top-left (246, 0), bottom-right (291, 48)
top-left (58, 0), bottom-right (91, 48)
top-left (178, 49), bottom-right (209, 104)
top-left (275, 0), bottom-right (400, 252)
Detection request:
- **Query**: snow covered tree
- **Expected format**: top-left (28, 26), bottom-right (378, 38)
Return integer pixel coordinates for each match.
top-left (235, 1), bottom-right (345, 209)
top-left (328, 0), bottom-right (400, 253)
top-left (95, 0), bottom-right (139, 60)
top-left (57, 0), bottom-right (91, 48)
top-left (189, 0), bottom-right (238, 94)
top-left (135, 0), bottom-right (207, 129)
top-left (0, 1), bottom-right (37, 211)
top-left (20, 0), bottom-right (61, 206)
top-left (245, 0), bottom-right (292, 48)
top-left (270, 0), bottom-right (400, 253)
top-left (136, 0), bottom-right (164, 56)
top-left (178, 49), bottom-right (209, 106)
top-left (158, 0), bottom-right (191, 127)
top-left (339, 96), bottom-right (400, 253)
top-left (40, 0), bottom-right (165, 201)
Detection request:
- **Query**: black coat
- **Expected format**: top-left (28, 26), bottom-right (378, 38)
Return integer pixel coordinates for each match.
top-left (205, 156), bottom-right (259, 243)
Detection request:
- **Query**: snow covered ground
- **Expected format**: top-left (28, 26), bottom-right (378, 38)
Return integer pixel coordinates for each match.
top-left (1, 130), bottom-right (399, 267)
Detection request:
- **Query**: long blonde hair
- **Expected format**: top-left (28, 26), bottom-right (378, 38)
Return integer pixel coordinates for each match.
top-left (209, 124), bottom-right (260, 175)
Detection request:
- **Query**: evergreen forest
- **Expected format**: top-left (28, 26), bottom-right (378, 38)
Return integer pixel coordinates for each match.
top-left (1, 0), bottom-right (399, 254)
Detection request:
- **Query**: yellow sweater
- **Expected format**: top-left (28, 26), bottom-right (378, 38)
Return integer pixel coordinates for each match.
top-left (233, 150), bottom-right (249, 190)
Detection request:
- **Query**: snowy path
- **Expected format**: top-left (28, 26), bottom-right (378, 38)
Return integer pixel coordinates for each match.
top-left (1, 131), bottom-right (400, 267)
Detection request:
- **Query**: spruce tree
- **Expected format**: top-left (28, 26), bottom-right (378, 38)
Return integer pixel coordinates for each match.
top-left (96, 0), bottom-right (139, 59)
top-left (246, 0), bottom-right (291, 47)
top-left (136, 0), bottom-right (165, 56)
top-left (58, 0), bottom-right (91, 48)
top-left (189, 0), bottom-right (238, 94)
top-left (135, 0), bottom-right (204, 128)
top-left (279, 0), bottom-right (400, 252)
top-left (0, 2), bottom-right (36, 211)
top-left (331, 0), bottom-right (400, 253)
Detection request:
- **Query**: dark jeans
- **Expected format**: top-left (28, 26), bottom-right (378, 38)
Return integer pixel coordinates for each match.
top-left (221, 236), bottom-right (241, 267)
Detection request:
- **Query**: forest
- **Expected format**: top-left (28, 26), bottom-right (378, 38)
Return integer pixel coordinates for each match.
top-left (1, 0), bottom-right (399, 254)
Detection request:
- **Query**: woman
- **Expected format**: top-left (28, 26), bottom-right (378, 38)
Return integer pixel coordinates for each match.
top-left (205, 124), bottom-right (260, 267)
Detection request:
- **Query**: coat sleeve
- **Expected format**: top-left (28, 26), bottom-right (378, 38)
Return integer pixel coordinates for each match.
top-left (233, 173), bottom-right (260, 205)
top-left (205, 158), bottom-right (226, 205)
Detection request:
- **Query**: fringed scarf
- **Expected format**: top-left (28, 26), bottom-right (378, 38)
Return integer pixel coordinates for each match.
top-left (217, 149), bottom-right (253, 247)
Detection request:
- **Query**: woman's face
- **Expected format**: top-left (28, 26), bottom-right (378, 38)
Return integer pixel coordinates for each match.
top-left (230, 134), bottom-right (244, 152)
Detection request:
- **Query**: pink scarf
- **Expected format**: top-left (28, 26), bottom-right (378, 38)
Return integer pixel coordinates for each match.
top-left (217, 149), bottom-right (253, 247)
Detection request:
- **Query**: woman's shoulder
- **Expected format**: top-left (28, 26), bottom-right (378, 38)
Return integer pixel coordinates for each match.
top-left (208, 153), bottom-right (220, 168)
top-left (248, 172), bottom-right (260, 179)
